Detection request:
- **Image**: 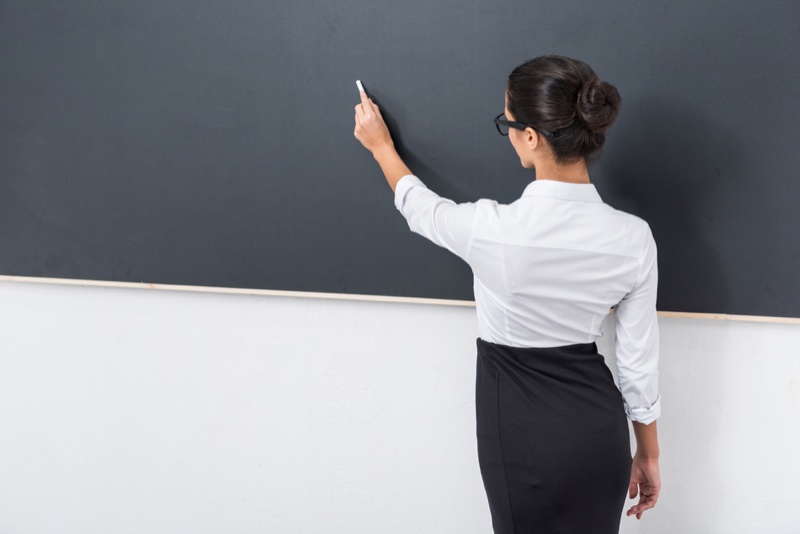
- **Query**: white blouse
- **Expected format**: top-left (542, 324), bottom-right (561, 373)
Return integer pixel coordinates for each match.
top-left (394, 175), bottom-right (660, 424)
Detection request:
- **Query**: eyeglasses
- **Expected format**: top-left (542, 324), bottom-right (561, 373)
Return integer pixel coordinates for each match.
top-left (494, 113), bottom-right (558, 138)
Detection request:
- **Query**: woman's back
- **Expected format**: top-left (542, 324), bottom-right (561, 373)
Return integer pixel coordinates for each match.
top-left (468, 179), bottom-right (656, 347)
top-left (395, 175), bottom-right (659, 353)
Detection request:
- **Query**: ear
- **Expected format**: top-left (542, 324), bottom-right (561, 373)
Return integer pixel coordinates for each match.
top-left (524, 127), bottom-right (541, 151)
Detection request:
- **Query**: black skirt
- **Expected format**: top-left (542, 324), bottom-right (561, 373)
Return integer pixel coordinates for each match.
top-left (475, 338), bottom-right (631, 534)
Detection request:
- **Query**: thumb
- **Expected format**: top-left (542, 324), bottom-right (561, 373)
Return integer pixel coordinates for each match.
top-left (629, 481), bottom-right (638, 500)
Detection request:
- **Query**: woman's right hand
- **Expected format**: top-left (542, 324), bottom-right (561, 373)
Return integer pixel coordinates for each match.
top-left (354, 90), bottom-right (393, 156)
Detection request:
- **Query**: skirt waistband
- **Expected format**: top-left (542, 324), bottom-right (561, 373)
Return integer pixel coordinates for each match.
top-left (477, 337), bottom-right (598, 356)
top-left (476, 337), bottom-right (612, 386)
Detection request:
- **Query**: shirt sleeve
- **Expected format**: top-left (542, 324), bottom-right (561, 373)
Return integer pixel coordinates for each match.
top-left (613, 225), bottom-right (661, 424)
top-left (394, 175), bottom-right (476, 262)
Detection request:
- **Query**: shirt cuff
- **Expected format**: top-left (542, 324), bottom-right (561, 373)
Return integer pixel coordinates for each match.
top-left (394, 174), bottom-right (425, 212)
top-left (625, 395), bottom-right (661, 425)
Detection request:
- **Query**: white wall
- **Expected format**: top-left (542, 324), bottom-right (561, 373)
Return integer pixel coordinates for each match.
top-left (1, 280), bottom-right (798, 533)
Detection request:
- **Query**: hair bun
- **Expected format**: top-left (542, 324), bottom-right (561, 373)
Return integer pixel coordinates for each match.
top-left (576, 78), bottom-right (621, 134)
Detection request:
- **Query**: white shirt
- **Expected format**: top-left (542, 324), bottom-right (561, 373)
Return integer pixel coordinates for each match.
top-left (394, 175), bottom-right (660, 424)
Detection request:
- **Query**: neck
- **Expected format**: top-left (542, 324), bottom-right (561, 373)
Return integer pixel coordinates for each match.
top-left (533, 158), bottom-right (591, 184)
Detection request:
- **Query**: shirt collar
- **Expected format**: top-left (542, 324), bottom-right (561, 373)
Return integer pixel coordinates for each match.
top-left (521, 179), bottom-right (603, 203)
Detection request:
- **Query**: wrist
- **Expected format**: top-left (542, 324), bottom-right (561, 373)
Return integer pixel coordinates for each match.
top-left (633, 450), bottom-right (660, 461)
top-left (372, 142), bottom-right (396, 161)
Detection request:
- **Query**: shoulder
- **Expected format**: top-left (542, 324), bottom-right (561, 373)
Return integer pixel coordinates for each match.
top-left (605, 207), bottom-right (658, 266)
top-left (470, 197), bottom-right (508, 218)
top-left (603, 204), bottom-right (655, 238)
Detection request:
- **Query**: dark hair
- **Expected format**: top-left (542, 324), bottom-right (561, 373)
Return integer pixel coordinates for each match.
top-left (506, 56), bottom-right (621, 164)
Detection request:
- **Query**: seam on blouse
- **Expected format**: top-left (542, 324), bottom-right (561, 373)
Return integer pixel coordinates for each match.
top-left (632, 226), bottom-right (654, 290)
top-left (464, 203), bottom-right (479, 263)
top-left (500, 245), bottom-right (512, 343)
top-left (589, 312), bottom-right (600, 344)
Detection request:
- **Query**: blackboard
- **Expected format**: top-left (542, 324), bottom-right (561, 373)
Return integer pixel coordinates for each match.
top-left (1, 0), bottom-right (799, 318)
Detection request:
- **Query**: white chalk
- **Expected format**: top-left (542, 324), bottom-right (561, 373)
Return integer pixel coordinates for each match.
top-left (356, 80), bottom-right (364, 93)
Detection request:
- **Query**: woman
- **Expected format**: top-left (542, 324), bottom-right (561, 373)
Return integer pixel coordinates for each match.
top-left (354, 56), bottom-right (661, 533)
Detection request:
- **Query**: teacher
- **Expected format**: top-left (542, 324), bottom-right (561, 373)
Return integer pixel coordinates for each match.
top-left (354, 55), bottom-right (661, 533)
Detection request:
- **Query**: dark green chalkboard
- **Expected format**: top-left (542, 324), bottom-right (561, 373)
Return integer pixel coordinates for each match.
top-left (1, 1), bottom-right (798, 318)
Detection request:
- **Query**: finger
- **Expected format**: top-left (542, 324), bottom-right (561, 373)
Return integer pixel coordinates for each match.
top-left (360, 94), bottom-right (376, 117)
top-left (628, 481), bottom-right (638, 500)
top-left (359, 88), bottom-right (371, 109)
top-left (630, 502), bottom-right (654, 514)
top-left (627, 505), bottom-right (647, 518)
top-left (354, 103), bottom-right (366, 117)
top-left (628, 493), bottom-right (657, 517)
top-left (626, 500), bottom-right (645, 516)
top-left (640, 496), bottom-right (657, 511)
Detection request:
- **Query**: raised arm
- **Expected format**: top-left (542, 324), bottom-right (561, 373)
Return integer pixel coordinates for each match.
top-left (353, 90), bottom-right (476, 261)
top-left (353, 89), bottom-right (410, 192)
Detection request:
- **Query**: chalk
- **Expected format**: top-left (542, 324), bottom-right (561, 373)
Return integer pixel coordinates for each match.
top-left (356, 80), bottom-right (364, 93)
